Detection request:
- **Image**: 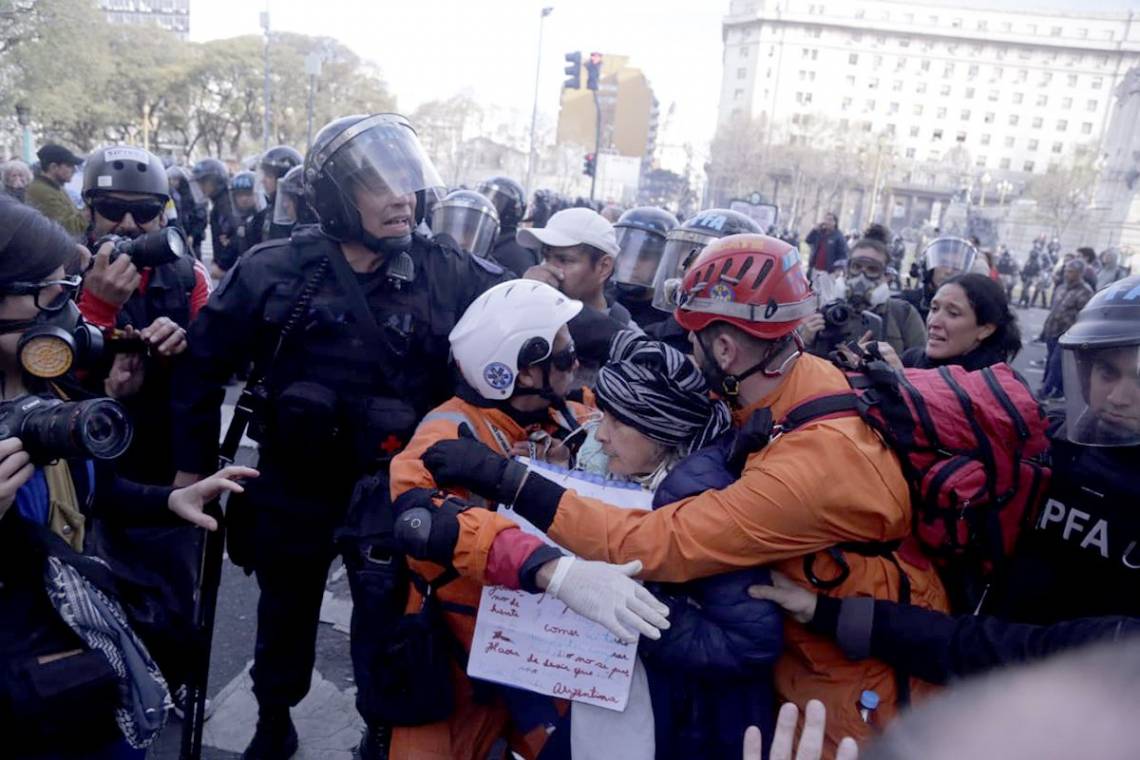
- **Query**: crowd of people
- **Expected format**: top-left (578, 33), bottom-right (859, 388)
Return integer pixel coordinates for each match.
top-left (0, 114), bottom-right (1137, 760)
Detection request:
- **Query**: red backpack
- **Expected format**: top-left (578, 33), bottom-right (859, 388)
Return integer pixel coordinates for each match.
top-left (769, 352), bottom-right (1052, 611)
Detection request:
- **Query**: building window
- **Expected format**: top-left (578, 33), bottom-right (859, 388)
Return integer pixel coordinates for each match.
top-left (886, 123), bottom-right (896, 135)
top-left (956, 131), bottom-right (967, 142)
top-left (968, 64), bottom-right (979, 78)
top-left (1005, 136), bottom-right (1016, 148)
top-left (1051, 26), bottom-right (1062, 36)
top-left (1000, 21), bottom-right (1012, 32)
top-left (842, 96), bottom-right (852, 109)
top-left (1057, 119), bottom-right (1068, 131)
top-left (1033, 116), bottom-right (1044, 129)
top-left (1028, 139), bottom-right (1039, 151)
top-left (846, 75), bottom-right (857, 87)
top-left (1077, 28), bottom-right (1088, 38)
top-left (737, 68), bottom-right (747, 79)
top-left (943, 63), bottom-right (955, 78)
top-left (951, 17), bottom-right (962, 28)
top-left (1036, 95), bottom-right (1048, 107)
top-left (910, 125), bottom-right (920, 137)
top-left (1009, 115), bottom-right (1020, 126)
top-left (976, 155), bottom-right (988, 167)
top-left (849, 53), bottom-right (859, 65)
top-left (889, 101), bottom-right (900, 113)
top-left (865, 99), bottom-right (876, 111)
top-left (984, 112), bottom-right (995, 123)
top-left (977, 20), bottom-right (988, 31)
top-left (961, 109), bottom-right (971, 120)
top-left (1040, 72), bottom-right (1053, 86)
top-left (892, 79), bottom-right (903, 91)
top-left (965, 87), bottom-right (975, 99)
top-left (905, 147), bottom-right (917, 158)
top-left (1000, 158), bottom-right (1011, 169)
top-left (796, 92), bottom-right (804, 103)
top-left (740, 46), bottom-right (749, 57)
top-left (981, 133), bottom-right (991, 145)
top-left (1087, 99), bottom-right (1098, 112)
top-left (1067, 74), bottom-right (1078, 87)
top-left (932, 128), bottom-right (944, 140)
top-left (1024, 161), bottom-right (1035, 172)
top-left (1062, 97), bottom-right (1073, 109)
top-left (1082, 122), bottom-right (1093, 134)
top-left (1016, 69), bottom-right (1028, 83)
top-left (868, 77), bottom-right (880, 90)
top-left (1092, 77), bottom-right (1104, 90)
top-left (914, 104), bottom-right (924, 116)
top-left (921, 59), bottom-right (931, 72)
top-left (988, 89), bottom-right (999, 102)
top-left (937, 107), bottom-right (948, 118)
top-left (940, 84), bottom-right (952, 96)
top-left (1052, 142), bottom-right (1064, 154)
top-left (734, 88), bottom-right (744, 100)
top-left (916, 82), bottom-right (928, 94)
top-left (811, 49), bottom-right (819, 60)
top-left (1013, 92), bottom-right (1024, 104)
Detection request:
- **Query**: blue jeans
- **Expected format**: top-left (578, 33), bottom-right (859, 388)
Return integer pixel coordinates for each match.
top-left (1041, 339), bottom-right (1064, 397)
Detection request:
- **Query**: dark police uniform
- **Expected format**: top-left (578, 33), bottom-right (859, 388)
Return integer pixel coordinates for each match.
top-left (171, 224), bottom-right (507, 722)
top-left (208, 191), bottom-right (242, 272)
top-left (488, 229), bottom-right (540, 277)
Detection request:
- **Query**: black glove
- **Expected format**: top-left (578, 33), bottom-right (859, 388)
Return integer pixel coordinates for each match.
top-left (393, 488), bottom-right (468, 564)
top-left (421, 424), bottom-right (528, 506)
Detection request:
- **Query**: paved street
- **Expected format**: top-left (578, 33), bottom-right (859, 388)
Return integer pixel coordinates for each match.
top-left (149, 304), bottom-right (1054, 759)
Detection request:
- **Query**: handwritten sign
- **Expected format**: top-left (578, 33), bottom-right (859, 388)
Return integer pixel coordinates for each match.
top-left (467, 460), bottom-right (652, 711)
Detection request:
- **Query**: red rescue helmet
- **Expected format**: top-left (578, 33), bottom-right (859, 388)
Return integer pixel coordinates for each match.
top-left (674, 234), bottom-right (815, 340)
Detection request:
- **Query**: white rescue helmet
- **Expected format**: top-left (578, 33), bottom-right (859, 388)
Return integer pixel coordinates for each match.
top-left (449, 279), bottom-right (583, 401)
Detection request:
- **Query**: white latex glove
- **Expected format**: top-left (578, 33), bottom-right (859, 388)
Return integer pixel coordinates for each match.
top-left (545, 557), bottom-right (670, 643)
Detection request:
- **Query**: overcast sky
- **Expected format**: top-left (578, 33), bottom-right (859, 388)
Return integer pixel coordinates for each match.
top-left (190, 0), bottom-right (1139, 152)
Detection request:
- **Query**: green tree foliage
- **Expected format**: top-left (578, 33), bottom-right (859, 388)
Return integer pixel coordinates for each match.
top-left (4, 0), bottom-right (394, 159)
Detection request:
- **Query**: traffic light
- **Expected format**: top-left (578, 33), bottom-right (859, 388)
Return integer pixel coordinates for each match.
top-left (563, 52), bottom-right (581, 89)
top-left (585, 52), bottom-right (603, 91)
top-left (583, 153), bottom-right (596, 177)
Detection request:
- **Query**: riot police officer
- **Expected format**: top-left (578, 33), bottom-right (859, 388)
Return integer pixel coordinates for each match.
top-left (231, 170), bottom-right (265, 255)
top-left (474, 175), bottom-right (537, 275)
top-left (645, 208), bottom-right (763, 352)
top-left (258, 145), bottom-right (304, 241)
top-left (171, 113), bottom-right (508, 760)
top-left (611, 205), bottom-right (678, 329)
top-left (167, 164), bottom-right (209, 259)
top-left (269, 165), bottom-right (316, 236)
top-left (190, 157), bottom-right (241, 276)
top-left (901, 236), bottom-right (978, 321)
top-left (429, 188), bottom-right (499, 258)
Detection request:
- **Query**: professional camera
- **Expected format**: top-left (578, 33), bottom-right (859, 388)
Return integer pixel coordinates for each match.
top-left (0, 395), bottom-right (133, 464)
top-left (100, 227), bottom-right (187, 268)
top-left (822, 300), bottom-right (850, 328)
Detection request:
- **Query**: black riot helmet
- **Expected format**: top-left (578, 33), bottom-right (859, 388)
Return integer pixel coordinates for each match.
top-left (304, 113), bottom-right (445, 253)
top-left (651, 208), bottom-right (763, 311)
top-left (259, 145), bottom-right (303, 179)
top-left (82, 145), bottom-right (170, 204)
top-left (430, 189), bottom-right (500, 258)
top-left (475, 176), bottom-right (526, 230)
top-left (1059, 275), bottom-right (1140, 447)
top-left (190, 158), bottom-right (229, 201)
top-left (273, 165), bottom-right (317, 227)
top-left (613, 206), bottom-right (678, 289)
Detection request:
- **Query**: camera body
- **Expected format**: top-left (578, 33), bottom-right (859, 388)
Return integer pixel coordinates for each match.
top-left (822, 300), bottom-right (850, 328)
top-left (0, 395), bottom-right (133, 464)
top-left (102, 227), bottom-right (187, 269)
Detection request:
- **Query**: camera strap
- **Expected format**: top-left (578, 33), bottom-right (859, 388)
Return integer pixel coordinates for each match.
top-left (323, 245), bottom-right (385, 346)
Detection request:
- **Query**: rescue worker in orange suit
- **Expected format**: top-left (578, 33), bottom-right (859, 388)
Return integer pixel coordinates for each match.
top-left (388, 279), bottom-right (670, 760)
top-left (416, 234), bottom-right (952, 751)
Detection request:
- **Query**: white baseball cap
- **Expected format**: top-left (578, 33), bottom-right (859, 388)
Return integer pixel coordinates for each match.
top-left (516, 207), bottom-right (619, 257)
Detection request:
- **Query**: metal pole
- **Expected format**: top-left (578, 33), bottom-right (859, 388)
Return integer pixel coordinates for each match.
top-left (307, 75), bottom-right (315, 149)
top-left (590, 89), bottom-right (601, 202)
top-left (525, 7), bottom-right (552, 199)
top-left (262, 5), bottom-right (271, 151)
top-left (22, 126), bottom-right (32, 164)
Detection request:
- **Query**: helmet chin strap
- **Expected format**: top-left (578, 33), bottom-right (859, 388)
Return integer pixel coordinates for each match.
top-left (361, 230), bottom-right (412, 255)
top-left (509, 362), bottom-right (579, 431)
top-left (698, 331), bottom-right (804, 404)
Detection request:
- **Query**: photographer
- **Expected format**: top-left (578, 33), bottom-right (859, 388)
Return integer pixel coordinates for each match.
top-left (77, 145), bottom-right (211, 484)
top-left (801, 230), bottom-right (926, 358)
top-left (0, 197), bottom-right (255, 758)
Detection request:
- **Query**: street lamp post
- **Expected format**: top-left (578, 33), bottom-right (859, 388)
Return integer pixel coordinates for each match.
top-left (997, 179), bottom-right (1013, 206)
top-left (979, 172), bottom-right (992, 207)
top-left (304, 52), bottom-right (322, 149)
top-left (260, 6), bottom-right (271, 151)
top-left (525, 7), bottom-right (553, 200)
top-left (15, 104), bottom-right (32, 164)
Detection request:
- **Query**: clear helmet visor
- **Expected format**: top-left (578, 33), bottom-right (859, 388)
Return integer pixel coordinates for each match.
top-left (322, 119), bottom-right (445, 226)
top-left (651, 231), bottom-right (715, 312)
top-left (613, 228), bottom-right (668, 289)
top-left (924, 238), bottom-right (977, 275)
top-left (273, 186), bottom-right (301, 226)
top-left (1062, 343), bottom-right (1140, 447)
top-left (431, 204), bottom-right (500, 258)
top-left (477, 183), bottom-right (516, 221)
top-left (187, 178), bottom-right (207, 206)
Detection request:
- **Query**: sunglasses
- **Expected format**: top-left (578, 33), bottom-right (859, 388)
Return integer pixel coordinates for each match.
top-left (0, 276), bottom-right (81, 313)
top-left (92, 198), bottom-right (165, 224)
top-left (548, 343), bottom-right (577, 372)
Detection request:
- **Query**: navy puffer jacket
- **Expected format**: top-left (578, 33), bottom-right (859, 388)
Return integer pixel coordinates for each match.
top-left (639, 434), bottom-right (783, 759)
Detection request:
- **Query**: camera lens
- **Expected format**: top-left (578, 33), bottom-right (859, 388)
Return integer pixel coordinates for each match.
top-left (76, 399), bottom-right (133, 460)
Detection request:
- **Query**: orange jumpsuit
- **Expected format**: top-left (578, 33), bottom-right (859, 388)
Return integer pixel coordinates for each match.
top-left (388, 396), bottom-right (585, 760)
top-left (445, 354), bottom-right (950, 749)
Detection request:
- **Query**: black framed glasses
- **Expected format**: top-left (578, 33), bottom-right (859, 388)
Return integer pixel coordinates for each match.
top-left (0, 276), bottom-right (81, 313)
top-left (548, 343), bottom-right (577, 372)
top-left (91, 197), bottom-right (165, 224)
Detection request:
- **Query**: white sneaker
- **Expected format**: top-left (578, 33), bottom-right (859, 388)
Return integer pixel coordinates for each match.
top-left (171, 684), bottom-right (216, 722)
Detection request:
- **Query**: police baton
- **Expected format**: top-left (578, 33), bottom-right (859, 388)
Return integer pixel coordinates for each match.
top-left (180, 394), bottom-right (257, 760)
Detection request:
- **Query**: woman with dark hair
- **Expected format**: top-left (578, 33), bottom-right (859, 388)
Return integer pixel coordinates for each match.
top-left (0, 198), bottom-right (255, 758)
top-left (899, 273), bottom-right (1022, 371)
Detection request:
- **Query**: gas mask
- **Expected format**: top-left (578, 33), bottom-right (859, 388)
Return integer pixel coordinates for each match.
top-left (845, 274), bottom-right (890, 312)
top-left (1, 303), bottom-right (142, 380)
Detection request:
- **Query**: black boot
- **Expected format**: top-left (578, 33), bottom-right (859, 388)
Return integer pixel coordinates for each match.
top-left (358, 723), bottom-right (391, 760)
top-left (242, 707), bottom-right (299, 760)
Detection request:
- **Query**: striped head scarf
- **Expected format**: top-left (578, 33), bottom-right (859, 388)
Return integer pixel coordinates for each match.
top-left (594, 333), bottom-right (732, 456)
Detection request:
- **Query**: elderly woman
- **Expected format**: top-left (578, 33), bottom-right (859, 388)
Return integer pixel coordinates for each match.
top-left (1, 160), bottom-right (33, 203)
